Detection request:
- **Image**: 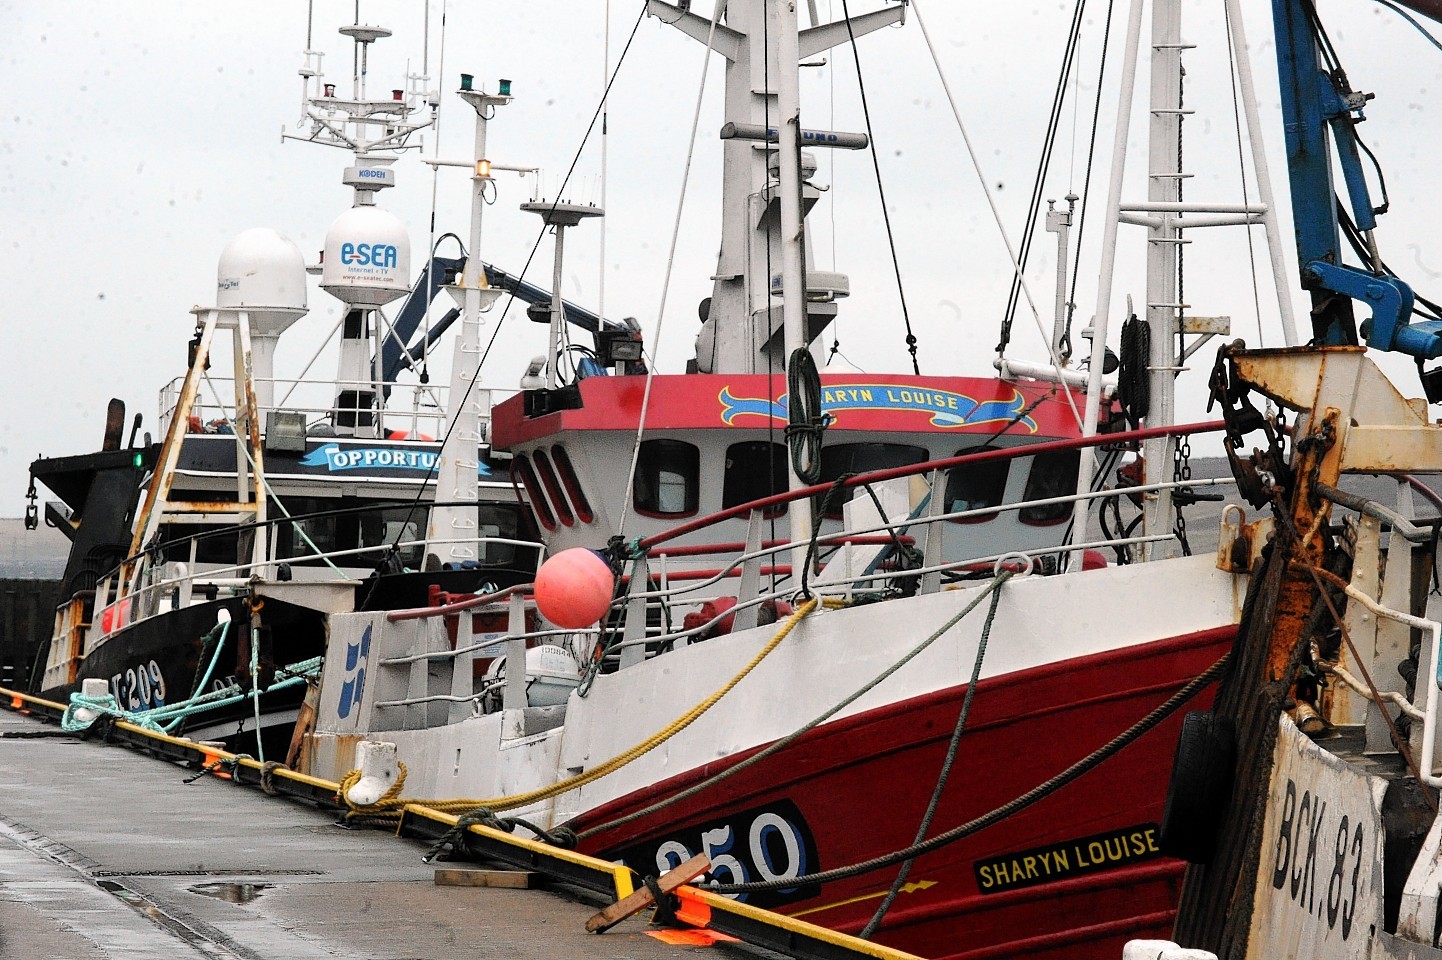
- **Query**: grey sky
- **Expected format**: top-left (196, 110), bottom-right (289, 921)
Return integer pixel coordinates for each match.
top-left (3, 0), bottom-right (1440, 518)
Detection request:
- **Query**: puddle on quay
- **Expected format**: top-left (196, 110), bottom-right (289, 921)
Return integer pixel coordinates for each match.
top-left (188, 881), bottom-right (271, 903)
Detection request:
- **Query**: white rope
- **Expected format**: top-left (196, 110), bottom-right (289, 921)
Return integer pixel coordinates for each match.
top-left (617, 0), bottom-right (727, 537)
top-left (1327, 662), bottom-right (1424, 721)
top-left (912, 0), bottom-right (1085, 432)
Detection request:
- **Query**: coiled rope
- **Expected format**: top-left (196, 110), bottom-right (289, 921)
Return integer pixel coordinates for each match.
top-left (704, 652), bottom-right (1230, 894)
top-left (786, 347), bottom-right (830, 485)
top-left (338, 597), bottom-right (824, 824)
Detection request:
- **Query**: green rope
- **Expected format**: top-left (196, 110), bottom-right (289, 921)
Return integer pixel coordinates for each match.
top-left (61, 656), bottom-right (323, 735)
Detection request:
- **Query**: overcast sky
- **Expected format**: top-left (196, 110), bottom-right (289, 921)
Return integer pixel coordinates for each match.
top-left (4, 0), bottom-right (1441, 519)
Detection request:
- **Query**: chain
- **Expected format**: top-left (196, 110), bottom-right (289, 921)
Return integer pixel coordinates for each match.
top-left (1172, 435), bottom-right (1192, 556)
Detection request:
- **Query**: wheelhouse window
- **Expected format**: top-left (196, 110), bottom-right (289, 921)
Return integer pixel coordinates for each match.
top-left (511, 455), bottom-right (556, 530)
top-left (550, 445), bottom-right (594, 523)
top-left (358, 504), bottom-right (428, 568)
top-left (944, 447), bottom-right (1009, 523)
top-left (532, 449), bottom-right (574, 527)
top-left (1019, 449), bottom-right (1082, 525)
top-left (722, 441), bottom-right (788, 517)
top-left (819, 443), bottom-right (929, 520)
top-left (634, 439), bottom-right (700, 518)
top-left (273, 499), bottom-right (430, 569)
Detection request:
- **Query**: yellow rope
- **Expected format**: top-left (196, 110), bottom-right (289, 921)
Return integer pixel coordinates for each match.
top-left (339, 597), bottom-right (821, 820)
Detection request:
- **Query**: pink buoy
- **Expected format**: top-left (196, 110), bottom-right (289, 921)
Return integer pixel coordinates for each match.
top-left (534, 548), bottom-right (614, 629)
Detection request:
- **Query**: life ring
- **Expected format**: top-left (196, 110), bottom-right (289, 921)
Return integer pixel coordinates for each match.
top-left (1159, 710), bottom-right (1236, 864)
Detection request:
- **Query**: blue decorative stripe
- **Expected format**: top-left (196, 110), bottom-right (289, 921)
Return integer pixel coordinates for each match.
top-left (718, 384), bottom-right (1037, 432)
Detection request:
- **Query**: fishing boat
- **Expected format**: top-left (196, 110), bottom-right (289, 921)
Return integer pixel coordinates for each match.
top-left (291, 1), bottom-right (1293, 958)
top-left (22, 16), bottom-right (555, 752)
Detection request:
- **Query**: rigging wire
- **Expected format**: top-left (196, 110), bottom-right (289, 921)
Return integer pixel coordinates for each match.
top-left (366, 2), bottom-right (652, 585)
top-left (839, 0), bottom-right (920, 374)
top-left (421, 2), bottom-right (449, 389)
top-left (600, 0), bottom-right (612, 325)
top-left (1371, 0), bottom-right (1442, 52)
top-left (616, 0), bottom-right (727, 539)
top-left (1222, 0), bottom-right (1267, 348)
top-left (1064, 0), bottom-right (1119, 362)
top-left (910, 0), bottom-right (1086, 434)
top-left (996, 0), bottom-right (1090, 359)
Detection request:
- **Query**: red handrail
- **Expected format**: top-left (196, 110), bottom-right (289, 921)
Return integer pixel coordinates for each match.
top-left (636, 419), bottom-right (1227, 551)
top-left (387, 582), bottom-right (534, 621)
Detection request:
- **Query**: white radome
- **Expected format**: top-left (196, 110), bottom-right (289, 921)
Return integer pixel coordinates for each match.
top-left (215, 227), bottom-right (309, 335)
top-left (321, 205), bottom-right (411, 307)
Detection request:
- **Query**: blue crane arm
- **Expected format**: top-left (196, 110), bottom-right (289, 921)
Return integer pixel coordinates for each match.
top-left (378, 256), bottom-right (624, 390)
top-left (1270, 0), bottom-right (1442, 360)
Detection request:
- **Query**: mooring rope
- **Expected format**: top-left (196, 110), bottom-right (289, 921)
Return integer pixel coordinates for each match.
top-left (338, 597), bottom-right (823, 824)
top-left (703, 653), bottom-right (1230, 894)
top-left (575, 569), bottom-right (1017, 842)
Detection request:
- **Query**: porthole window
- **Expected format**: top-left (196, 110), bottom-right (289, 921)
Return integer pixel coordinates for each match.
top-left (818, 443), bottom-right (929, 520)
top-left (634, 439), bottom-right (700, 518)
top-left (722, 441), bottom-right (787, 517)
top-left (944, 447), bottom-right (1009, 524)
top-left (1019, 449), bottom-right (1082, 525)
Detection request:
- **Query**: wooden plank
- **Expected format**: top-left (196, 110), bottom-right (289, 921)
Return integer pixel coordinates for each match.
top-left (434, 868), bottom-right (540, 889)
top-left (585, 853), bottom-right (710, 933)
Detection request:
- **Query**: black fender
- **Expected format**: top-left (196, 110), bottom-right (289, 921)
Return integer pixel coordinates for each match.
top-left (1160, 711), bottom-right (1237, 864)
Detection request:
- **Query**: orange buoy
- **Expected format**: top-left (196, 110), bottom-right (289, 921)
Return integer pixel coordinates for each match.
top-left (534, 548), bottom-right (614, 629)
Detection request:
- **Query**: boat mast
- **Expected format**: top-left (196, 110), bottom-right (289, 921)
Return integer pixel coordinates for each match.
top-left (646, 0), bottom-right (898, 375)
top-left (1073, 0), bottom-right (1293, 562)
top-left (426, 79), bottom-right (512, 568)
top-left (1138, 0), bottom-right (1186, 560)
top-left (772, 0), bottom-right (812, 570)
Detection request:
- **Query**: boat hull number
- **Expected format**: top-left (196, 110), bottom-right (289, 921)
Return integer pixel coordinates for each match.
top-left (108, 660), bottom-right (167, 711)
top-left (1251, 715), bottom-right (1384, 959)
top-left (610, 800), bottom-right (818, 909)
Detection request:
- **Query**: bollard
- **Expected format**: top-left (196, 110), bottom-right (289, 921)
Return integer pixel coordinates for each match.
top-left (71, 678), bottom-right (112, 727)
top-left (345, 740), bottom-right (399, 806)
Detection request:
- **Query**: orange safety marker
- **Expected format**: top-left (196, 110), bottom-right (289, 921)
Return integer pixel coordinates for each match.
top-left (646, 929), bottom-right (739, 946)
top-left (198, 743), bottom-right (232, 780)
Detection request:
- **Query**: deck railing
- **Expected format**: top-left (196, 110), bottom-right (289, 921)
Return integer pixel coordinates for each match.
top-left (360, 420), bottom-right (1237, 722)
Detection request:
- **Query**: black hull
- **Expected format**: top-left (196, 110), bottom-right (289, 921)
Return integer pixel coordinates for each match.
top-left (39, 596), bottom-right (327, 751)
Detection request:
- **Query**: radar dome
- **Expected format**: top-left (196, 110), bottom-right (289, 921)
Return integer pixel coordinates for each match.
top-left (216, 228), bottom-right (308, 335)
top-left (321, 205), bottom-right (411, 306)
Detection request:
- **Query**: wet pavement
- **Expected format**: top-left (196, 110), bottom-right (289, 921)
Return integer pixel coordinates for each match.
top-left (0, 710), bottom-right (748, 960)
